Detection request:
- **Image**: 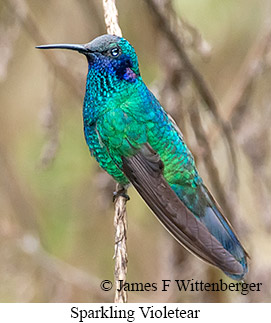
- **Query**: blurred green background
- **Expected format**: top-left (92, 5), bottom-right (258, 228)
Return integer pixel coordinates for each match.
top-left (0, 0), bottom-right (271, 302)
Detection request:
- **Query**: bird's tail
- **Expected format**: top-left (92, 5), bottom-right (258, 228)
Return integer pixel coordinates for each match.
top-left (194, 185), bottom-right (248, 280)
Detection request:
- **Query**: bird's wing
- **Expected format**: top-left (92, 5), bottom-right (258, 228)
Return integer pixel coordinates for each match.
top-left (95, 98), bottom-right (247, 279)
top-left (121, 143), bottom-right (245, 276)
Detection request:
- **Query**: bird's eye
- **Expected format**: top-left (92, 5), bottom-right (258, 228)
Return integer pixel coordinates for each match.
top-left (110, 47), bottom-right (120, 57)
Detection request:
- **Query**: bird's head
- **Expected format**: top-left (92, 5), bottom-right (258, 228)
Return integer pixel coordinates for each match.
top-left (36, 34), bottom-right (140, 84)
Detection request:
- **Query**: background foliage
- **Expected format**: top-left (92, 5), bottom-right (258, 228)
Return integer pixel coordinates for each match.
top-left (0, 0), bottom-right (271, 302)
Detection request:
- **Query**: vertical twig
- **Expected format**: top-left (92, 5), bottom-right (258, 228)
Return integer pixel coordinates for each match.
top-left (113, 184), bottom-right (128, 303)
top-left (103, 0), bottom-right (122, 37)
top-left (102, 0), bottom-right (128, 303)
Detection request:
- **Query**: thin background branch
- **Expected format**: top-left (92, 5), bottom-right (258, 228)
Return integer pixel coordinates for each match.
top-left (145, 0), bottom-right (238, 185)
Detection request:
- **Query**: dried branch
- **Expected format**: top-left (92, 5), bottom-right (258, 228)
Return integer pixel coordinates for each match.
top-left (207, 23), bottom-right (271, 205)
top-left (210, 23), bottom-right (271, 143)
top-left (103, 0), bottom-right (122, 37)
top-left (3, 0), bottom-right (84, 99)
top-left (113, 184), bottom-right (128, 303)
top-left (163, 0), bottom-right (212, 60)
top-left (188, 102), bottom-right (234, 218)
top-left (102, 0), bottom-right (128, 303)
top-left (146, 0), bottom-right (216, 111)
top-left (226, 26), bottom-right (271, 127)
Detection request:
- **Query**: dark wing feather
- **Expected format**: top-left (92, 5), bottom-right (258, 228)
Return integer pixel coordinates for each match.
top-left (122, 144), bottom-right (244, 276)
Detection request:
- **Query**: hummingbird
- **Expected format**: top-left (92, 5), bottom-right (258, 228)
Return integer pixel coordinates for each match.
top-left (37, 34), bottom-right (248, 280)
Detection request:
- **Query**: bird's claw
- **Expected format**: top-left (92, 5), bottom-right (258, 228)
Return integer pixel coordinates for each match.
top-left (113, 189), bottom-right (130, 202)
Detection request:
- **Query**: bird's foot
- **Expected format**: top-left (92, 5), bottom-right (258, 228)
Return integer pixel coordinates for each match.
top-left (113, 188), bottom-right (130, 202)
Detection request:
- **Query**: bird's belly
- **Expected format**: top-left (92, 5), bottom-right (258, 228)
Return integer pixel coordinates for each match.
top-left (84, 123), bottom-right (129, 185)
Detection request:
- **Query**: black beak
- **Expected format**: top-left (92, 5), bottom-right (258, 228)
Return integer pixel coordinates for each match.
top-left (36, 43), bottom-right (88, 55)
